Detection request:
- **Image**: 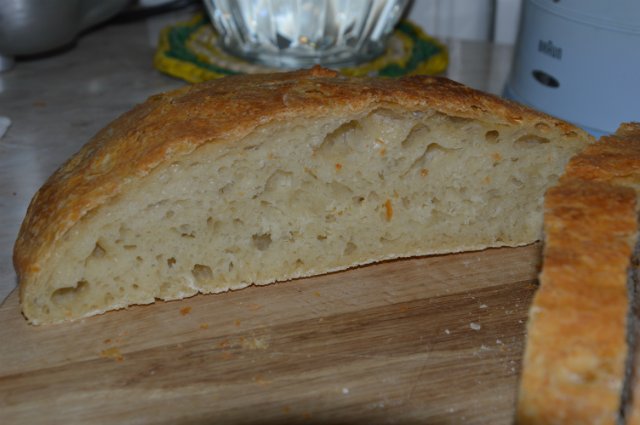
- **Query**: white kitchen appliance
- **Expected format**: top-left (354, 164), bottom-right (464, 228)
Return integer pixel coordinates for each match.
top-left (505, 0), bottom-right (640, 136)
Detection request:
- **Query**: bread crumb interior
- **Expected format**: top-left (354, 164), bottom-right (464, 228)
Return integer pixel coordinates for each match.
top-left (29, 108), bottom-right (580, 323)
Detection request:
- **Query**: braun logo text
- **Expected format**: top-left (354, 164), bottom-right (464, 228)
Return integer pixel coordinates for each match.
top-left (538, 40), bottom-right (562, 60)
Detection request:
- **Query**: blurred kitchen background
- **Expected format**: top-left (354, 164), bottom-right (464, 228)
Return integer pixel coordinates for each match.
top-left (0, 0), bottom-right (523, 71)
top-left (3, 0), bottom-right (637, 138)
top-left (409, 0), bottom-right (522, 44)
top-left (1, 0), bottom-right (639, 144)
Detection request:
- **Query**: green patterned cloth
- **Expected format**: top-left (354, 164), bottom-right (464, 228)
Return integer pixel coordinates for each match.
top-left (154, 14), bottom-right (448, 82)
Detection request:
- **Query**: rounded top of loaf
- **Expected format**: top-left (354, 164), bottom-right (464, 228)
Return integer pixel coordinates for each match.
top-left (13, 66), bottom-right (588, 292)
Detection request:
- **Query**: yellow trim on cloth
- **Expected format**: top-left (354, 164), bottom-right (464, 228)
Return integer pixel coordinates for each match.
top-left (154, 14), bottom-right (448, 82)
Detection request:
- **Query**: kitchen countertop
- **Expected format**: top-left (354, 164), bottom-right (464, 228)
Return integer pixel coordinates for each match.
top-left (0, 10), bottom-right (514, 306)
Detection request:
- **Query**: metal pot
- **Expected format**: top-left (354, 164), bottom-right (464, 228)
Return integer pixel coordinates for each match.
top-left (0, 0), bottom-right (130, 68)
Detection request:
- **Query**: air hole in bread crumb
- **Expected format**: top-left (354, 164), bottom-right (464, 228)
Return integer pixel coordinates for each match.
top-left (316, 120), bottom-right (361, 157)
top-left (317, 234), bottom-right (327, 241)
top-left (218, 182), bottom-right (233, 195)
top-left (353, 196), bottom-right (365, 205)
top-left (401, 124), bottom-right (430, 149)
top-left (124, 245), bottom-right (137, 250)
top-left (264, 170), bottom-right (293, 193)
top-left (104, 293), bottom-right (114, 304)
top-left (136, 256), bottom-right (143, 263)
top-left (535, 122), bottom-right (550, 132)
top-left (514, 134), bottom-right (550, 148)
top-left (167, 257), bottom-right (176, 268)
top-left (179, 224), bottom-right (195, 238)
top-left (485, 130), bottom-right (499, 143)
top-left (165, 210), bottom-right (175, 219)
top-left (118, 224), bottom-right (132, 238)
top-left (159, 281), bottom-right (171, 297)
top-left (228, 262), bottom-right (234, 272)
top-left (288, 230), bottom-right (300, 242)
top-left (510, 177), bottom-right (524, 188)
top-left (90, 242), bottom-right (106, 259)
top-left (192, 264), bottom-right (213, 283)
top-left (424, 142), bottom-right (450, 162)
top-left (295, 259), bottom-right (304, 267)
top-left (344, 242), bottom-right (357, 256)
top-left (207, 217), bottom-right (222, 233)
top-left (51, 280), bottom-right (88, 305)
top-left (252, 233), bottom-right (272, 251)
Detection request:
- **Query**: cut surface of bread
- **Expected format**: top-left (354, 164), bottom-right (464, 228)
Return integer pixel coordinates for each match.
top-left (14, 67), bottom-right (590, 325)
top-left (517, 123), bottom-right (640, 425)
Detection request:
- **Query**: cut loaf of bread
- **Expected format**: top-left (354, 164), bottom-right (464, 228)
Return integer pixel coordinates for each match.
top-left (517, 123), bottom-right (640, 425)
top-left (14, 67), bottom-right (591, 325)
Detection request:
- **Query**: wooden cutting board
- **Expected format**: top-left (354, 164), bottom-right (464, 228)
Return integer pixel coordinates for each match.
top-left (0, 244), bottom-right (540, 424)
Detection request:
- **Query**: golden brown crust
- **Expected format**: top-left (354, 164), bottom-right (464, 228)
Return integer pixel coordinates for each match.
top-left (13, 67), bottom-right (583, 303)
top-left (517, 124), bottom-right (640, 425)
top-left (621, 123), bottom-right (640, 425)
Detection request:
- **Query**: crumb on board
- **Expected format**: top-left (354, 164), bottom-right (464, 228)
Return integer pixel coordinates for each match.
top-left (199, 323), bottom-right (209, 329)
top-left (218, 352), bottom-right (234, 361)
top-left (247, 303), bottom-right (263, 311)
top-left (241, 336), bottom-right (269, 350)
top-left (253, 374), bottom-right (271, 386)
top-left (470, 322), bottom-right (481, 331)
top-left (180, 306), bottom-right (192, 316)
top-left (100, 347), bottom-right (124, 362)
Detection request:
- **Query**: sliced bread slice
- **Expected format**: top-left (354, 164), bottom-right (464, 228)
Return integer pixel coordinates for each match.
top-left (517, 123), bottom-right (640, 425)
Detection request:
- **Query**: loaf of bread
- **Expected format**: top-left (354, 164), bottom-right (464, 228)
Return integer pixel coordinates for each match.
top-left (517, 123), bottom-right (640, 425)
top-left (14, 67), bottom-right (590, 325)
